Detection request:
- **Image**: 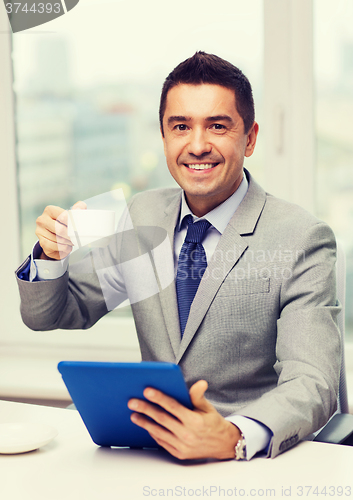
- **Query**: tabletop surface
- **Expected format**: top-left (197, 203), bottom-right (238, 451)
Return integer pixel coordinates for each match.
top-left (1, 400), bottom-right (352, 500)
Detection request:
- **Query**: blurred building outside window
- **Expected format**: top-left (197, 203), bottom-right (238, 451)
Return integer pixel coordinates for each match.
top-left (314, 0), bottom-right (353, 339)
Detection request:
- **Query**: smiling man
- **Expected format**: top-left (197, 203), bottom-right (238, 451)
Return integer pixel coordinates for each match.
top-left (16, 52), bottom-right (341, 461)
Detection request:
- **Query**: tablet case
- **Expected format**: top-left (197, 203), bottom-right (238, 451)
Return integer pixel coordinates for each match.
top-left (58, 361), bottom-right (192, 449)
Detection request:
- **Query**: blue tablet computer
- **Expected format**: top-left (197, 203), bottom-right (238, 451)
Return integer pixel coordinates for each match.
top-left (58, 361), bottom-right (192, 449)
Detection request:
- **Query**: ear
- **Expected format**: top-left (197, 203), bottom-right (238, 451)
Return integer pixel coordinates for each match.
top-left (244, 121), bottom-right (259, 158)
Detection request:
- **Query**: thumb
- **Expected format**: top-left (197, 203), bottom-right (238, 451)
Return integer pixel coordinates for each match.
top-left (72, 200), bottom-right (87, 210)
top-left (189, 380), bottom-right (213, 413)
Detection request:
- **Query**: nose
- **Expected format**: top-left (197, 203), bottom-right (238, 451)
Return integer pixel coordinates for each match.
top-left (187, 128), bottom-right (212, 157)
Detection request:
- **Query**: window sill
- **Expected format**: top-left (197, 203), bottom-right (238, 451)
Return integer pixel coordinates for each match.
top-left (1, 343), bottom-right (353, 413)
top-left (0, 344), bottom-right (141, 403)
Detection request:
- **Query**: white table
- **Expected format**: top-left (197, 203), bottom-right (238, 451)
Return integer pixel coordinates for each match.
top-left (0, 400), bottom-right (352, 500)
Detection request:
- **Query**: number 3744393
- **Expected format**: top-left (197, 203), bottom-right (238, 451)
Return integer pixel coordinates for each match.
top-left (296, 486), bottom-right (351, 497)
top-left (5, 3), bottom-right (62, 14)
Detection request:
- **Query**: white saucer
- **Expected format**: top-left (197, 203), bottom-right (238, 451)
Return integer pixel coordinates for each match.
top-left (0, 422), bottom-right (58, 454)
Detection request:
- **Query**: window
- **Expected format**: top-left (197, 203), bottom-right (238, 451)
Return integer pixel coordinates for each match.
top-left (314, 0), bottom-right (353, 340)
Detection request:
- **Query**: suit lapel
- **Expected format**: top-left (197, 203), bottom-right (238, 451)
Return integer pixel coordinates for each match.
top-left (152, 190), bottom-right (182, 359)
top-left (176, 172), bottom-right (267, 362)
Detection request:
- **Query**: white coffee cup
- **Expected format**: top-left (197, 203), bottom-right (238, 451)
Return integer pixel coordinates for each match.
top-left (67, 209), bottom-right (116, 248)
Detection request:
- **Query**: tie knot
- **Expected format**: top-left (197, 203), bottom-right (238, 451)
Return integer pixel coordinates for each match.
top-left (184, 214), bottom-right (211, 244)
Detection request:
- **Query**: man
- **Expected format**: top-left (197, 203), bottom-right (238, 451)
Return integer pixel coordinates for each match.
top-left (16, 52), bottom-right (341, 461)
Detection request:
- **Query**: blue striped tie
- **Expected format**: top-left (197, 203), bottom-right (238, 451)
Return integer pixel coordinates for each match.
top-left (176, 215), bottom-right (211, 337)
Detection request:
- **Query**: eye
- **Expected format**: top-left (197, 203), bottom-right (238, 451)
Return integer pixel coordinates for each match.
top-left (174, 124), bottom-right (189, 131)
top-left (211, 123), bottom-right (226, 131)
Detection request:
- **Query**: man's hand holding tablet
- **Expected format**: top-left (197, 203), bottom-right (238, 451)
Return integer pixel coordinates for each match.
top-left (128, 380), bottom-right (241, 461)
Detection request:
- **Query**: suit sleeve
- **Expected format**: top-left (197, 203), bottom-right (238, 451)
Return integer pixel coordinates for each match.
top-left (14, 200), bottom-right (136, 331)
top-left (232, 221), bottom-right (341, 458)
top-left (15, 245), bottom-right (128, 331)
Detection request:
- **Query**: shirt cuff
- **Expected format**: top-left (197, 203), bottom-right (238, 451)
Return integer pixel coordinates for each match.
top-left (30, 241), bottom-right (69, 281)
top-left (225, 415), bottom-right (272, 460)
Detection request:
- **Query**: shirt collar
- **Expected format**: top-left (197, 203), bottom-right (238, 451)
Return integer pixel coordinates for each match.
top-left (178, 171), bottom-right (248, 234)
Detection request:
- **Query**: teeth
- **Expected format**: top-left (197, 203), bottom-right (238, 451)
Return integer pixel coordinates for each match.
top-left (187, 163), bottom-right (216, 170)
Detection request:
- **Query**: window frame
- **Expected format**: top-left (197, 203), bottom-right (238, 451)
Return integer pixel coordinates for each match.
top-left (263, 0), bottom-right (315, 213)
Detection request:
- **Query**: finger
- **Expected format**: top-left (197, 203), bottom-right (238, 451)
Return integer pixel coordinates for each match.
top-left (189, 380), bottom-right (214, 413)
top-left (36, 216), bottom-right (72, 245)
top-left (72, 200), bottom-right (87, 210)
top-left (55, 216), bottom-right (72, 239)
top-left (37, 236), bottom-right (73, 260)
top-left (130, 412), bottom-right (182, 453)
top-left (136, 388), bottom-right (211, 438)
top-left (130, 411), bottom-right (174, 435)
top-left (37, 206), bottom-right (69, 237)
top-left (147, 432), bottom-right (187, 459)
top-left (35, 204), bottom-right (76, 260)
top-left (149, 435), bottom-right (180, 456)
top-left (36, 214), bottom-right (73, 260)
top-left (128, 398), bottom-right (182, 433)
top-left (147, 428), bottom-right (207, 461)
top-left (43, 205), bottom-right (67, 223)
top-left (141, 388), bottom-right (190, 423)
top-left (36, 227), bottom-right (73, 247)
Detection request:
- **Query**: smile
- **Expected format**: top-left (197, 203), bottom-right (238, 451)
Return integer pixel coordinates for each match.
top-left (185, 163), bottom-right (218, 170)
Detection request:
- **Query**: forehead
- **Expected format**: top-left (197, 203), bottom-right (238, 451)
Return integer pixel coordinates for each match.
top-left (164, 84), bottom-right (238, 120)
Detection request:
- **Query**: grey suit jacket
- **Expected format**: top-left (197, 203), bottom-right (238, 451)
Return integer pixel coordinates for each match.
top-left (16, 171), bottom-right (341, 458)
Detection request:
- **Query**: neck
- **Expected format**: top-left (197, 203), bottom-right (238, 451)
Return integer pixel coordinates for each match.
top-left (185, 176), bottom-right (244, 217)
top-left (185, 197), bottom-right (221, 217)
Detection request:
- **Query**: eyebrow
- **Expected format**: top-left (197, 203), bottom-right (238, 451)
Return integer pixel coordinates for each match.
top-left (167, 114), bottom-right (234, 126)
top-left (205, 115), bottom-right (234, 123)
top-left (167, 116), bottom-right (191, 126)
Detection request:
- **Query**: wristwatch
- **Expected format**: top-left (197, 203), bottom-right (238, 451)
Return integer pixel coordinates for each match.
top-left (235, 432), bottom-right (247, 460)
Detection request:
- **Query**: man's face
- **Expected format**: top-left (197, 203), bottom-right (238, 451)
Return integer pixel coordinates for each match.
top-left (161, 84), bottom-right (258, 217)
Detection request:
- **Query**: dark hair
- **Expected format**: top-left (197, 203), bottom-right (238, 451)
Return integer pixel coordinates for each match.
top-left (159, 51), bottom-right (255, 136)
